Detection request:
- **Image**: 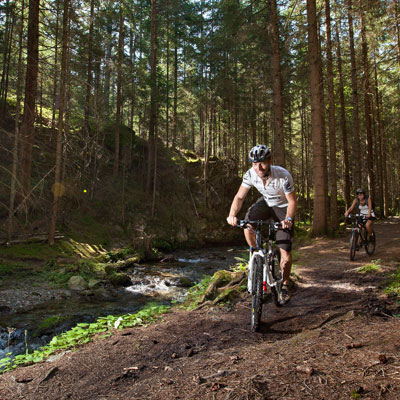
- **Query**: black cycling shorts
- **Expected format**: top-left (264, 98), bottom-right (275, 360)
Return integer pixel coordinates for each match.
top-left (244, 197), bottom-right (294, 252)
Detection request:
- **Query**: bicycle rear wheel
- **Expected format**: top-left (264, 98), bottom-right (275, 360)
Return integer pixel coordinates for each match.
top-left (270, 249), bottom-right (283, 307)
top-left (251, 255), bottom-right (263, 332)
top-left (350, 231), bottom-right (357, 261)
top-left (365, 231), bottom-right (376, 255)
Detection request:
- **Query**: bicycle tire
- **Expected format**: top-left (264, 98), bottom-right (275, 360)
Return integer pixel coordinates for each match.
top-left (251, 254), bottom-right (263, 332)
top-left (350, 231), bottom-right (357, 261)
top-left (270, 249), bottom-right (283, 307)
top-left (365, 231), bottom-right (376, 255)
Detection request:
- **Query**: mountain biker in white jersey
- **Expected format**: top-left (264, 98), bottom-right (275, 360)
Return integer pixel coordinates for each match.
top-left (226, 144), bottom-right (297, 304)
top-left (345, 188), bottom-right (376, 239)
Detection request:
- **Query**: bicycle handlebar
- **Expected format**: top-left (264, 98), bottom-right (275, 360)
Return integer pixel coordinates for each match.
top-left (347, 214), bottom-right (367, 219)
top-left (236, 220), bottom-right (282, 230)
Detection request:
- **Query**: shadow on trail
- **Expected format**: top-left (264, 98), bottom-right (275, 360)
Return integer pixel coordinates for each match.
top-left (259, 314), bottom-right (302, 335)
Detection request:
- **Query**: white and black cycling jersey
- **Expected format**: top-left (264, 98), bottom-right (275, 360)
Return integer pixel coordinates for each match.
top-left (358, 201), bottom-right (375, 218)
top-left (241, 165), bottom-right (295, 208)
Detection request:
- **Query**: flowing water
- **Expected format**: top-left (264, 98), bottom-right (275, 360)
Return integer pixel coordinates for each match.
top-left (0, 246), bottom-right (246, 363)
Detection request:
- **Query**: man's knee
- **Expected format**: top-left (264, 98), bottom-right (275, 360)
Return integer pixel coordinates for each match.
top-left (280, 250), bottom-right (292, 267)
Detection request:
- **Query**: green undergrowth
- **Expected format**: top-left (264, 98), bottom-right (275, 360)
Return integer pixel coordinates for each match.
top-left (354, 260), bottom-right (382, 274)
top-left (183, 275), bottom-right (213, 310)
top-left (0, 303), bottom-right (170, 373)
top-left (384, 264), bottom-right (400, 298)
top-left (0, 240), bottom-right (74, 260)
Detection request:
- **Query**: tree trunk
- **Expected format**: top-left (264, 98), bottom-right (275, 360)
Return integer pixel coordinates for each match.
top-left (268, 0), bottom-right (285, 166)
top-left (360, 4), bottom-right (375, 200)
top-left (335, 19), bottom-right (351, 208)
top-left (19, 0), bottom-right (40, 199)
top-left (394, 0), bottom-right (400, 66)
top-left (83, 0), bottom-right (94, 139)
top-left (114, 4), bottom-right (124, 177)
top-left (0, 0), bottom-right (11, 110)
top-left (166, 17), bottom-right (170, 147)
top-left (51, 0), bottom-right (60, 131)
top-left (373, 55), bottom-right (387, 217)
top-left (7, 0), bottom-right (25, 240)
top-left (1, 0), bottom-right (15, 113)
top-left (146, 0), bottom-right (157, 195)
top-left (49, 0), bottom-right (70, 245)
top-left (324, 0), bottom-right (338, 228)
top-left (307, 0), bottom-right (327, 235)
top-left (348, 0), bottom-right (361, 188)
top-left (173, 43), bottom-right (178, 149)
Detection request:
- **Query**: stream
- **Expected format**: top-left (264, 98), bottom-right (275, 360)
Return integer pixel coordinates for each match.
top-left (0, 246), bottom-right (246, 364)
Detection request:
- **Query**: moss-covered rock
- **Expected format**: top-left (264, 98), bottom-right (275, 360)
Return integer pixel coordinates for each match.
top-left (109, 273), bottom-right (132, 287)
top-left (176, 277), bottom-right (194, 288)
top-left (199, 270), bottom-right (245, 304)
top-left (67, 275), bottom-right (87, 291)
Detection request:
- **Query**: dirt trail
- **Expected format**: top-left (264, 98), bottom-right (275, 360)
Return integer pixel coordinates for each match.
top-left (1, 218), bottom-right (400, 400)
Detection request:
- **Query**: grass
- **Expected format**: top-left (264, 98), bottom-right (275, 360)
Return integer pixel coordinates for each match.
top-left (0, 240), bottom-right (74, 260)
top-left (356, 260), bottom-right (382, 274)
top-left (384, 264), bottom-right (400, 298)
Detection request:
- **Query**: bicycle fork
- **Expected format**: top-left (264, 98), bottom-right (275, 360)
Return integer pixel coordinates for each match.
top-left (262, 251), bottom-right (270, 293)
top-left (248, 249), bottom-right (276, 294)
top-left (248, 249), bottom-right (264, 293)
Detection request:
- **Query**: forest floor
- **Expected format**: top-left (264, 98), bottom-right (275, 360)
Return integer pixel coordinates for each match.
top-left (1, 218), bottom-right (400, 400)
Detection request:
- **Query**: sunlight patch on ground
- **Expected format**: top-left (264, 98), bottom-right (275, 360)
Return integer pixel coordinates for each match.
top-left (301, 281), bottom-right (374, 292)
top-left (65, 239), bottom-right (107, 258)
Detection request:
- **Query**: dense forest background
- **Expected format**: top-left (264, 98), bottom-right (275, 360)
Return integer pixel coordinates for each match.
top-left (0, 0), bottom-right (399, 246)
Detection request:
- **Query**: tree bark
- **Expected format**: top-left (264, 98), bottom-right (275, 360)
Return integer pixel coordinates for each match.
top-left (83, 0), bottom-right (95, 138)
top-left (360, 4), bottom-right (375, 200)
top-left (324, 0), bottom-right (338, 228)
top-left (394, 0), bottom-right (400, 66)
top-left (19, 0), bottom-right (40, 199)
top-left (335, 19), bottom-right (351, 208)
top-left (51, 0), bottom-right (60, 131)
top-left (7, 0), bottom-right (25, 240)
top-left (268, 0), bottom-right (285, 166)
top-left (146, 0), bottom-right (157, 195)
top-left (173, 42), bottom-right (178, 149)
top-left (114, 3), bottom-right (124, 177)
top-left (49, 0), bottom-right (70, 245)
top-left (373, 55), bottom-right (387, 217)
top-left (348, 0), bottom-right (361, 188)
top-left (307, 0), bottom-right (327, 235)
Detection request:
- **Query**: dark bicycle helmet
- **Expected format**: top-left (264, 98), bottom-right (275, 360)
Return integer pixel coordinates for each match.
top-left (248, 144), bottom-right (271, 163)
top-left (356, 188), bottom-right (365, 195)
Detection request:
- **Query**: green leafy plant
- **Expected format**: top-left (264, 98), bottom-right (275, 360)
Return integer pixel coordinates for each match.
top-left (0, 303), bottom-right (169, 373)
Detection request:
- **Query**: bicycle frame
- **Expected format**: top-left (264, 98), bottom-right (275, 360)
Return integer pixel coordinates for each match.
top-left (350, 214), bottom-right (368, 243)
top-left (239, 220), bottom-right (282, 293)
top-left (237, 219), bottom-right (283, 331)
top-left (348, 213), bottom-right (376, 260)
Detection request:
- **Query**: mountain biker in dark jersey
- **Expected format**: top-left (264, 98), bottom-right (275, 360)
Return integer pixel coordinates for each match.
top-left (345, 188), bottom-right (375, 238)
top-left (226, 144), bottom-right (297, 304)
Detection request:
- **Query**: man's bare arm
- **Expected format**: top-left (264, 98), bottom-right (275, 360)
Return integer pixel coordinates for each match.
top-left (227, 186), bottom-right (250, 226)
top-left (281, 191), bottom-right (297, 229)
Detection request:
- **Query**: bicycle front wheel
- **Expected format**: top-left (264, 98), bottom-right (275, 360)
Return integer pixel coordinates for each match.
top-left (270, 249), bottom-right (283, 307)
top-left (251, 254), bottom-right (263, 332)
top-left (365, 231), bottom-right (376, 255)
top-left (350, 231), bottom-right (358, 261)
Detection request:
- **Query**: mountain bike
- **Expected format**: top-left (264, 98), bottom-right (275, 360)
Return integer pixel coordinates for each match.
top-left (237, 220), bottom-right (283, 332)
top-left (347, 214), bottom-right (376, 261)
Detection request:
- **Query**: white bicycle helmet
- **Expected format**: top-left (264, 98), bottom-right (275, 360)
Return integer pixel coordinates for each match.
top-left (248, 144), bottom-right (271, 162)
